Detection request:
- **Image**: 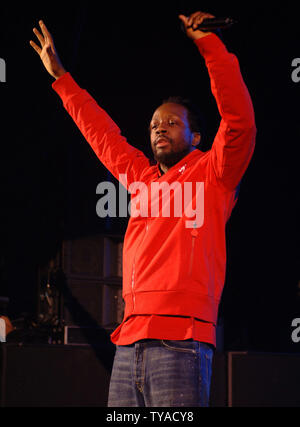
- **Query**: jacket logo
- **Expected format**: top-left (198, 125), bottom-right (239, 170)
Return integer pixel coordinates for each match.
top-left (178, 164), bottom-right (187, 175)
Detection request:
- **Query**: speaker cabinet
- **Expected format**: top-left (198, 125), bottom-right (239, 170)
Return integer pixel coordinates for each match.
top-left (227, 352), bottom-right (300, 407)
top-left (210, 351), bottom-right (300, 407)
top-left (0, 343), bottom-right (114, 407)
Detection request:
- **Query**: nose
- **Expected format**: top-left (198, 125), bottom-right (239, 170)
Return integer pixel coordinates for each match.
top-left (155, 124), bottom-right (167, 135)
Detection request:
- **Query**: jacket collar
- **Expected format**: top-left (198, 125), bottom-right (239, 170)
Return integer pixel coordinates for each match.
top-left (156, 149), bottom-right (202, 178)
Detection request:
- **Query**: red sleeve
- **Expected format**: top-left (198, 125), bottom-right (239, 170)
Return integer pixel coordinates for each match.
top-left (195, 34), bottom-right (256, 191)
top-left (52, 72), bottom-right (150, 188)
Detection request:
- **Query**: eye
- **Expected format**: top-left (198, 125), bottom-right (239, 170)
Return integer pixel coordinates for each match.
top-left (169, 120), bottom-right (176, 126)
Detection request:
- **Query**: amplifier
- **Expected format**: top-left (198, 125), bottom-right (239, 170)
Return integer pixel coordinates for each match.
top-left (64, 325), bottom-right (112, 346)
top-left (0, 343), bottom-right (113, 407)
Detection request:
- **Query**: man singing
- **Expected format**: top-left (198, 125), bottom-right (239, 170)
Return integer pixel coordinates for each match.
top-left (30, 11), bottom-right (256, 407)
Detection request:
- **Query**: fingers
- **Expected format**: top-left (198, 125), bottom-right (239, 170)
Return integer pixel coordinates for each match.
top-left (187, 11), bottom-right (215, 30)
top-left (39, 20), bottom-right (53, 45)
top-left (32, 27), bottom-right (45, 47)
top-left (30, 20), bottom-right (55, 54)
top-left (29, 39), bottom-right (42, 55)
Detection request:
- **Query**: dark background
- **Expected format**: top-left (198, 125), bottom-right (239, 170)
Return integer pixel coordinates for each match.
top-left (0, 1), bottom-right (299, 352)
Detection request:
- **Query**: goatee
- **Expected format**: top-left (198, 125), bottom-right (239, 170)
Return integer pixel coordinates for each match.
top-left (153, 147), bottom-right (191, 168)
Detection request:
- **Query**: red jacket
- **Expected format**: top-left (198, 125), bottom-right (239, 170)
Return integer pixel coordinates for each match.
top-left (52, 34), bottom-right (256, 330)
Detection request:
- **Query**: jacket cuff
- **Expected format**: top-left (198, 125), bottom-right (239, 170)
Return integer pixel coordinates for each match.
top-left (194, 33), bottom-right (228, 57)
top-left (52, 72), bottom-right (81, 98)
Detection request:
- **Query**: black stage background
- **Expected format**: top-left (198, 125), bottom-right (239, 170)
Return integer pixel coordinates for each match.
top-left (0, 1), bottom-right (299, 355)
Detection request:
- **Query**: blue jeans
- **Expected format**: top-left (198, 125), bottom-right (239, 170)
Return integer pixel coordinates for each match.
top-left (107, 339), bottom-right (214, 407)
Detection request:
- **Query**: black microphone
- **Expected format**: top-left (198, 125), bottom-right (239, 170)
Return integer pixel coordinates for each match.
top-left (196, 17), bottom-right (236, 30)
top-left (181, 17), bottom-right (236, 33)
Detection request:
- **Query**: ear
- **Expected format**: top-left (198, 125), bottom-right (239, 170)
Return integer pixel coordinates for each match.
top-left (191, 132), bottom-right (201, 147)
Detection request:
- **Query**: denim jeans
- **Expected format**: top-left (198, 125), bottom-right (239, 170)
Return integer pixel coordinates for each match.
top-left (107, 339), bottom-right (214, 407)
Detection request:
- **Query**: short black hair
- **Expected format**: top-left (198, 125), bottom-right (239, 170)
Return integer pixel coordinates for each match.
top-left (162, 96), bottom-right (206, 137)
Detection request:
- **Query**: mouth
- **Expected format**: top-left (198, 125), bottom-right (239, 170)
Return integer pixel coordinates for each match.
top-left (155, 137), bottom-right (171, 148)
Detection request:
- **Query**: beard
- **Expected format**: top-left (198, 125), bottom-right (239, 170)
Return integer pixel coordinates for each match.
top-left (153, 145), bottom-right (191, 168)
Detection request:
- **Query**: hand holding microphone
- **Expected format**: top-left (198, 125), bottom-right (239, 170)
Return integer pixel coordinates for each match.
top-left (179, 11), bottom-right (236, 40)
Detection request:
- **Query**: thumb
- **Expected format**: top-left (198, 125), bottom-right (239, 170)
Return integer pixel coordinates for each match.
top-left (178, 14), bottom-right (188, 25)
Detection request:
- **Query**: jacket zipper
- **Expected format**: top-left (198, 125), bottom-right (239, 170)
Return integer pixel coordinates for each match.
top-left (188, 223), bottom-right (198, 276)
top-left (131, 264), bottom-right (136, 309)
top-left (131, 220), bottom-right (149, 310)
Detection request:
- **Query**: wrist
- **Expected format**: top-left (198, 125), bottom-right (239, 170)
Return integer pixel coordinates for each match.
top-left (54, 67), bottom-right (67, 80)
top-left (192, 31), bottom-right (213, 41)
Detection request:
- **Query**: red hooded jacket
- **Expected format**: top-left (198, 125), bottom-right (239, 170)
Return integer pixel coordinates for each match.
top-left (52, 34), bottom-right (256, 345)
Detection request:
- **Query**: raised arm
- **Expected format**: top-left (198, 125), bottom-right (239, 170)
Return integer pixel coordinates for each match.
top-left (29, 21), bottom-right (150, 187)
top-left (180, 12), bottom-right (256, 191)
top-left (30, 20), bottom-right (66, 80)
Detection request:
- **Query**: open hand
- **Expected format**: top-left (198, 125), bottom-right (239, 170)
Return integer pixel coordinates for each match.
top-left (30, 20), bottom-right (66, 80)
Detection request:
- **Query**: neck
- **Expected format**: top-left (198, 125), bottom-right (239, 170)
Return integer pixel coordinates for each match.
top-left (158, 147), bottom-right (196, 174)
top-left (159, 164), bottom-right (168, 174)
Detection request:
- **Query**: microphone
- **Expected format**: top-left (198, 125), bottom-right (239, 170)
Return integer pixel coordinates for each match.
top-left (181, 17), bottom-right (236, 33)
top-left (196, 17), bottom-right (236, 30)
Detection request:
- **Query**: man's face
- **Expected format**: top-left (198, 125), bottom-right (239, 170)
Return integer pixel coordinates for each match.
top-left (150, 103), bottom-right (200, 169)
